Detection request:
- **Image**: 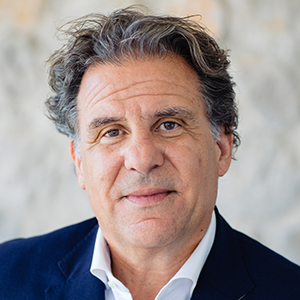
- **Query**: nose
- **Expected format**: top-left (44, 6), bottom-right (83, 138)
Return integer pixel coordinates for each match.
top-left (123, 133), bottom-right (164, 174)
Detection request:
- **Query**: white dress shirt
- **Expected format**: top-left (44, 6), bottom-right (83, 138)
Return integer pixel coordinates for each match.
top-left (90, 211), bottom-right (216, 300)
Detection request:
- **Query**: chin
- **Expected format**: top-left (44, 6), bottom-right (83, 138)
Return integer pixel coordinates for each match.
top-left (125, 218), bottom-right (176, 248)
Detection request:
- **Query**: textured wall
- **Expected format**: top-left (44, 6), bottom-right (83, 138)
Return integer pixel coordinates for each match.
top-left (0, 0), bottom-right (299, 264)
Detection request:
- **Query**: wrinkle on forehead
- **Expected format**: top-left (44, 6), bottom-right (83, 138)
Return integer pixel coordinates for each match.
top-left (80, 78), bottom-right (198, 112)
top-left (77, 56), bottom-right (201, 112)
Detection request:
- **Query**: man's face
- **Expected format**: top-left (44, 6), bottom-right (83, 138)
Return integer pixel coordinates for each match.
top-left (72, 55), bottom-right (232, 252)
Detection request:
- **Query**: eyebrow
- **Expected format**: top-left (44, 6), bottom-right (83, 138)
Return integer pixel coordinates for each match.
top-left (88, 117), bottom-right (125, 131)
top-left (154, 107), bottom-right (196, 121)
top-left (87, 106), bottom-right (196, 132)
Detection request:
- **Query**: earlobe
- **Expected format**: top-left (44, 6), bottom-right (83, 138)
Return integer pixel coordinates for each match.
top-left (69, 139), bottom-right (86, 190)
top-left (216, 127), bottom-right (233, 177)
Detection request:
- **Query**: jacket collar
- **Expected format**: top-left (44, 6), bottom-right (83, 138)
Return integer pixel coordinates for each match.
top-left (45, 208), bottom-right (254, 300)
top-left (45, 222), bottom-right (106, 300)
top-left (191, 208), bottom-right (255, 299)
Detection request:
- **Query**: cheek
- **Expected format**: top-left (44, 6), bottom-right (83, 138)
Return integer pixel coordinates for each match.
top-left (168, 138), bottom-right (218, 190)
top-left (166, 140), bottom-right (203, 174)
top-left (81, 148), bottom-right (123, 202)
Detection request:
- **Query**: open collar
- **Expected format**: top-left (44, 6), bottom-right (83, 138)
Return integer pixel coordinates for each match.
top-left (44, 208), bottom-right (254, 300)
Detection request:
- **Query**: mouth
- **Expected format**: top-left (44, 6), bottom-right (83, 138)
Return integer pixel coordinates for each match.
top-left (125, 188), bottom-right (175, 205)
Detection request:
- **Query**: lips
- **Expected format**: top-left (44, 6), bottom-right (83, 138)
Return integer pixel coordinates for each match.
top-left (125, 188), bottom-right (173, 205)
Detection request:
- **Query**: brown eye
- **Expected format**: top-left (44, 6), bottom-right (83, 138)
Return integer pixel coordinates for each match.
top-left (159, 121), bottom-right (178, 131)
top-left (104, 129), bottom-right (121, 137)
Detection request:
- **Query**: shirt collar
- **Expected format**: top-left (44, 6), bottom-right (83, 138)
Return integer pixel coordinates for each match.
top-left (90, 210), bottom-right (216, 296)
top-left (168, 210), bottom-right (216, 295)
top-left (90, 227), bottom-right (112, 288)
top-left (160, 211), bottom-right (216, 297)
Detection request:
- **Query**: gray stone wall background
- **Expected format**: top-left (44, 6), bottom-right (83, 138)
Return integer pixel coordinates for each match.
top-left (0, 0), bottom-right (299, 264)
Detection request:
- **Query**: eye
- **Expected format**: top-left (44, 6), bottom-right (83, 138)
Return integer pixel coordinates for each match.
top-left (104, 129), bottom-right (122, 137)
top-left (158, 121), bottom-right (179, 131)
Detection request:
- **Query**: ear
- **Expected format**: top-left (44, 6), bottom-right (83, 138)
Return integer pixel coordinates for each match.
top-left (69, 139), bottom-right (86, 190)
top-left (216, 126), bottom-right (233, 177)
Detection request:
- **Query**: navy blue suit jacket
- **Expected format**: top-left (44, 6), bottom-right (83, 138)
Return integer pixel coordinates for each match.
top-left (1, 209), bottom-right (300, 299)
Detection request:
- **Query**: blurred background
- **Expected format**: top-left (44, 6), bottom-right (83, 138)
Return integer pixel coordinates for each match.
top-left (0, 0), bottom-right (299, 264)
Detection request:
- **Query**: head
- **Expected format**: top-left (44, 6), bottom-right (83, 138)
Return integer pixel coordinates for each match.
top-left (46, 7), bottom-right (240, 155)
top-left (45, 7), bottom-right (239, 252)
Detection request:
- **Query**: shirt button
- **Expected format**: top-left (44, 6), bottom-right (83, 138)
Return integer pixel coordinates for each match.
top-left (108, 281), bottom-right (116, 289)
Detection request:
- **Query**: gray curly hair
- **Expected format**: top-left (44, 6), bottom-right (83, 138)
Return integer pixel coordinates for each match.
top-left (46, 7), bottom-right (240, 155)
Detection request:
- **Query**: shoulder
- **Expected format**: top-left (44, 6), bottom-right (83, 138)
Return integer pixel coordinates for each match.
top-left (236, 229), bottom-right (300, 283)
top-left (216, 210), bottom-right (300, 276)
top-left (0, 218), bottom-right (98, 298)
top-left (229, 221), bottom-right (300, 298)
top-left (210, 210), bottom-right (300, 299)
top-left (0, 217), bottom-right (98, 259)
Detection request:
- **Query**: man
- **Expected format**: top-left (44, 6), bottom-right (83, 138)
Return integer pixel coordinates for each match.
top-left (0, 7), bottom-right (299, 300)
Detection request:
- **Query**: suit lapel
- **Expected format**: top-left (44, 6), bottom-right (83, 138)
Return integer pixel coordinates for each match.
top-left (191, 208), bottom-right (255, 300)
top-left (45, 223), bottom-right (106, 300)
top-left (45, 273), bottom-right (105, 300)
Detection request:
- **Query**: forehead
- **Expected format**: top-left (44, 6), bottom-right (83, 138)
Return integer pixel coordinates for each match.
top-left (77, 55), bottom-right (203, 121)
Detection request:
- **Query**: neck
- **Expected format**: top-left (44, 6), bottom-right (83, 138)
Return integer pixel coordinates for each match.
top-left (109, 232), bottom-right (205, 300)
